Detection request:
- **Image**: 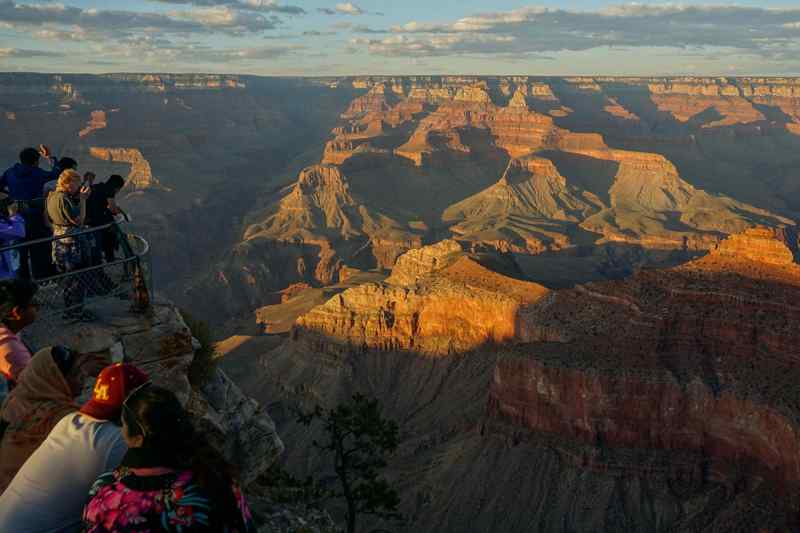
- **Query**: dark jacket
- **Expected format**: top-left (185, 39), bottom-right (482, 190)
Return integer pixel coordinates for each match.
top-left (1, 161), bottom-right (59, 202)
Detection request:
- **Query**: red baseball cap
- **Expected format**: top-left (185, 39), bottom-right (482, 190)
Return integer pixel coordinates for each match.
top-left (80, 363), bottom-right (149, 421)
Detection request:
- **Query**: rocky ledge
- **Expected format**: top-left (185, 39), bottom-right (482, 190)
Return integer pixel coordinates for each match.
top-left (28, 296), bottom-right (284, 484)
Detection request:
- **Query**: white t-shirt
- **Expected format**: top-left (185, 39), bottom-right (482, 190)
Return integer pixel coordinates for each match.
top-left (0, 412), bottom-right (127, 532)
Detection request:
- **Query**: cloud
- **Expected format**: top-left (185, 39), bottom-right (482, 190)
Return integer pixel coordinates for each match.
top-left (303, 30), bottom-right (338, 37)
top-left (146, 0), bottom-right (305, 15)
top-left (335, 3), bottom-right (362, 16)
top-left (318, 3), bottom-right (377, 16)
top-left (0, 47), bottom-right (65, 58)
top-left (169, 6), bottom-right (280, 33)
top-left (352, 25), bottom-right (388, 34)
top-left (377, 4), bottom-right (800, 60)
top-left (0, 0), bottom-right (279, 36)
top-left (182, 44), bottom-right (301, 62)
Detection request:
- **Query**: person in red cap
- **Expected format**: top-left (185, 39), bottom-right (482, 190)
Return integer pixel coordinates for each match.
top-left (0, 362), bottom-right (148, 532)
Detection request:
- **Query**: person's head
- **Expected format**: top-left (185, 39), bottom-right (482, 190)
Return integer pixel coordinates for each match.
top-left (120, 384), bottom-right (192, 456)
top-left (122, 384), bottom-right (239, 487)
top-left (50, 346), bottom-right (109, 397)
top-left (79, 363), bottom-right (148, 422)
top-left (19, 147), bottom-right (40, 167)
top-left (0, 278), bottom-right (39, 332)
top-left (57, 157), bottom-right (78, 171)
top-left (107, 174), bottom-right (125, 193)
top-left (56, 168), bottom-right (82, 195)
top-left (50, 345), bottom-right (82, 396)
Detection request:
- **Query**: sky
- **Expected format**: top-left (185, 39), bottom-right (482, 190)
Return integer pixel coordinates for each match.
top-left (1, 0), bottom-right (800, 76)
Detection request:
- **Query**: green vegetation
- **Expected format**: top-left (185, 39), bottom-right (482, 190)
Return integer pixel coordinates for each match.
top-left (181, 309), bottom-right (219, 388)
top-left (298, 394), bottom-right (402, 533)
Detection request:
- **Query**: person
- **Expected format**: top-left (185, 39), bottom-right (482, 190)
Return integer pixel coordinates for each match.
top-left (47, 168), bottom-right (95, 321)
top-left (0, 193), bottom-right (26, 280)
top-left (83, 384), bottom-right (255, 532)
top-left (0, 278), bottom-right (38, 387)
top-left (87, 174), bottom-right (125, 265)
top-left (0, 145), bottom-right (59, 202)
top-left (0, 346), bottom-right (102, 491)
top-left (0, 362), bottom-right (148, 531)
top-left (2, 146), bottom-right (60, 279)
top-left (42, 156), bottom-right (79, 198)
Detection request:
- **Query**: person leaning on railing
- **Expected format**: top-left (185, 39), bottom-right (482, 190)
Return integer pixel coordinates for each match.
top-left (46, 169), bottom-right (96, 322)
top-left (1, 146), bottom-right (61, 280)
top-left (86, 174), bottom-right (126, 265)
top-left (0, 194), bottom-right (25, 280)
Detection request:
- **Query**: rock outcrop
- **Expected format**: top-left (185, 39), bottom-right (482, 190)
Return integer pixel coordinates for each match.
top-left (293, 242), bottom-right (550, 355)
top-left (27, 297), bottom-right (283, 485)
top-left (79, 110), bottom-right (107, 138)
top-left (443, 157), bottom-right (600, 253)
top-left (243, 164), bottom-right (419, 270)
top-left (89, 147), bottom-right (168, 191)
top-left (385, 239), bottom-right (463, 286)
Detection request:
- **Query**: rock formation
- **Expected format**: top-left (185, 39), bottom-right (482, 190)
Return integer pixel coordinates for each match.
top-left (443, 157), bottom-right (600, 253)
top-left (25, 296), bottom-right (284, 485)
top-left (89, 147), bottom-right (168, 191)
top-left (78, 110), bottom-right (108, 138)
top-left (253, 228), bottom-right (800, 532)
top-left (294, 243), bottom-right (550, 355)
top-left (385, 239), bottom-right (463, 286)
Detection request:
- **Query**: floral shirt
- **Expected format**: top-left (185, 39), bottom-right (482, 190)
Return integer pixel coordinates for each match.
top-left (82, 467), bottom-right (254, 532)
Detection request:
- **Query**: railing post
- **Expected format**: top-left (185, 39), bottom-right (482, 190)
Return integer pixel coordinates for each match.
top-left (130, 258), bottom-right (150, 312)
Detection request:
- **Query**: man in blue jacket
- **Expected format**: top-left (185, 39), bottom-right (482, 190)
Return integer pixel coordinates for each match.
top-left (1, 146), bottom-right (60, 202)
top-left (1, 145), bottom-right (60, 279)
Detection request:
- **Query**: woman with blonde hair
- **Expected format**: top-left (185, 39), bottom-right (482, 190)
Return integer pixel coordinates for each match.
top-left (46, 169), bottom-right (94, 321)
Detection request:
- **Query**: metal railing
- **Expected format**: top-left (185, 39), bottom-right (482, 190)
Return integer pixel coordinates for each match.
top-left (0, 222), bottom-right (152, 338)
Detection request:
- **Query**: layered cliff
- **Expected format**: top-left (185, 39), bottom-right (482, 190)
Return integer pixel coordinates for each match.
top-left (244, 164), bottom-right (419, 268)
top-left (252, 228), bottom-right (800, 532)
top-left (89, 147), bottom-right (168, 191)
top-left (443, 157), bottom-right (600, 253)
top-left (293, 241), bottom-right (550, 355)
top-left (484, 230), bottom-right (800, 516)
top-left (324, 78), bottom-right (794, 264)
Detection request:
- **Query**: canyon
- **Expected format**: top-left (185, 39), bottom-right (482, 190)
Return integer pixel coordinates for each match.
top-left (5, 73), bottom-right (800, 531)
top-left (4, 74), bottom-right (800, 324)
top-left (237, 227), bottom-right (800, 532)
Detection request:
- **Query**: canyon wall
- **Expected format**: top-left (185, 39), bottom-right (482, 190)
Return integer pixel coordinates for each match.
top-left (252, 228), bottom-right (800, 532)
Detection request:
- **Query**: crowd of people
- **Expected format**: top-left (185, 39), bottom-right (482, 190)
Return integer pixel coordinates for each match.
top-left (0, 145), bottom-right (129, 322)
top-left (0, 354), bottom-right (255, 531)
top-left (0, 148), bottom-right (255, 530)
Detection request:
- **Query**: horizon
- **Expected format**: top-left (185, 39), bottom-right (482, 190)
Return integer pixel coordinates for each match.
top-left (5, 72), bottom-right (800, 80)
top-left (1, 1), bottom-right (800, 76)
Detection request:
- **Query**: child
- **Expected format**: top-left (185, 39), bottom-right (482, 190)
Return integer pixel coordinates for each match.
top-left (0, 194), bottom-right (25, 280)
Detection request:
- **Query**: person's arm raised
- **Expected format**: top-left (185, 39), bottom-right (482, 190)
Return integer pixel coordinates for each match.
top-left (78, 185), bottom-right (90, 226)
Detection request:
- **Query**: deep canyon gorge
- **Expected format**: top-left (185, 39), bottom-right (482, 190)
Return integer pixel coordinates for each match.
top-left (3, 73), bottom-right (800, 531)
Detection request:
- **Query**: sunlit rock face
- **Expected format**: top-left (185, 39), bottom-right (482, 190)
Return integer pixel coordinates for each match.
top-left (5, 73), bottom-right (800, 330)
top-left (244, 228), bottom-right (800, 532)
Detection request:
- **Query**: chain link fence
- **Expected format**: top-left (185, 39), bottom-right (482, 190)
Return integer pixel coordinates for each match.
top-left (0, 223), bottom-right (152, 340)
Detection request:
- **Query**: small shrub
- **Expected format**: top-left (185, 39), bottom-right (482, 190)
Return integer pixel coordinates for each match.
top-left (181, 308), bottom-right (218, 387)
